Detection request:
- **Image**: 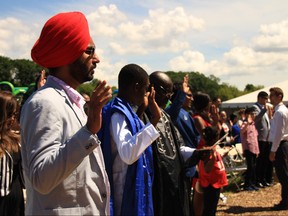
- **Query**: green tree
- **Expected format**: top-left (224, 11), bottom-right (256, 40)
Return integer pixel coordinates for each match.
top-left (218, 83), bottom-right (240, 101)
top-left (77, 79), bottom-right (100, 95)
top-left (165, 71), bottom-right (244, 100)
top-left (78, 79), bottom-right (118, 97)
top-left (244, 84), bottom-right (264, 93)
top-left (0, 56), bottom-right (14, 82)
top-left (13, 59), bottom-right (43, 86)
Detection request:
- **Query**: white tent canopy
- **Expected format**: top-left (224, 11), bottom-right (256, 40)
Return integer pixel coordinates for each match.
top-left (222, 80), bottom-right (288, 109)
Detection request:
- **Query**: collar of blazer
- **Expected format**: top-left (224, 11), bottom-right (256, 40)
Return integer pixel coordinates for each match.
top-left (44, 77), bottom-right (85, 126)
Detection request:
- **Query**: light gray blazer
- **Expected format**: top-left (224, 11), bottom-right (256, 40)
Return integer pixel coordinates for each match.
top-left (20, 77), bottom-right (110, 215)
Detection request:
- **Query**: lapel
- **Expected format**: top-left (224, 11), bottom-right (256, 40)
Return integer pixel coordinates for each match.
top-left (45, 77), bottom-right (85, 127)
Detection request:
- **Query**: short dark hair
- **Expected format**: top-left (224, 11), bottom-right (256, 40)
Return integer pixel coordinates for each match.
top-left (229, 113), bottom-right (237, 122)
top-left (118, 64), bottom-right (148, 90)
top-left (245, 107), bottom-right (256, 115)
top-left (212, 96), bottom-right (221, 102)
top-left (193, 92), bottom-right (211, 112)
top-left (203, 126), bottom-right (219, 146)
top-left (257, 91), bottom-right (268, 99)
top-left (238, 108), bottom-right (245, 115)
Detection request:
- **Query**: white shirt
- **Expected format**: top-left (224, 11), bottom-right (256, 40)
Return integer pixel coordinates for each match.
top-left (269, 102), bottom-right (288, 152)
top-left (180, 146), bottom-right (195, 161)
top-left (110, 112), bottom-right (159, 216)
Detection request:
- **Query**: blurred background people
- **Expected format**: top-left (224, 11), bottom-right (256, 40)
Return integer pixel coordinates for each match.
top-left (253, 91), bottom-right (273, 188)
top-left (21, 69), bottom-right (46, 108)
top-left (268, 87), bottom-right (288, 210)
top-left (240, 107), bottom-right (259, 191)
top-left (212, 96), bottom-right (222, 113)
top-left (219, 111), bottom-right (234, 147)
top-left (230, 113), bottom-right (241, 145)
top-left (0, 91), bottom-right (24, 216)
top-left (237, 108), bottom-right (246, 127)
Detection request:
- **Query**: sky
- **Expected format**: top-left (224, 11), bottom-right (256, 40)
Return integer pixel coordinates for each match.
top-left (0, 0), bottom-right (287, 90)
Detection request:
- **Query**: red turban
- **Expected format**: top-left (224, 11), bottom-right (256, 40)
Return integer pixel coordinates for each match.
top-left (31, 11), bottom-right (91, 68)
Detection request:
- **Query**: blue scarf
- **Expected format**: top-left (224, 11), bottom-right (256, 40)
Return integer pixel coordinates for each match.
top-left (98, 97), bottom-right (154, 215)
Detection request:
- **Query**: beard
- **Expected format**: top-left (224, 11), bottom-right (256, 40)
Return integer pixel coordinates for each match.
top-left (69, 58), bottom-right (95, 84)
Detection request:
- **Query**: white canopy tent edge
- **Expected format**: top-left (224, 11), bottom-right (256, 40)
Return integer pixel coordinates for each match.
top-left (222, 80), bottom-right (288, 109)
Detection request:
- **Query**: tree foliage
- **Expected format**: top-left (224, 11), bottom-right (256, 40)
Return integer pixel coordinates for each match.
top-left (166, 71), bottom-right (245, 100)
top-left (77, 80), bottom-right (118, 97)
top-left (0, 56), bottom-right (14, 83)
top-left (244, 84), bottom-right (264, 93)
top-left (0, 55), bottom-right (263, 100)
top-left (13, 59), bottom-right (43, 86)
top-left (0, 56), bottom-right (42, 86)
top-left (77, 79), bottom-right (100, 95)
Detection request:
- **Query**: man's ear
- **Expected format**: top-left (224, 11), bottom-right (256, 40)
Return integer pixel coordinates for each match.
top-left (134, 82), bottom-right (140, 91)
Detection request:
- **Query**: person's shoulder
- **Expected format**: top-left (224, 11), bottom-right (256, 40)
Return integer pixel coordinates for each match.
top-left (33, 87), bottom-right (63, 102)
top-left (253, 103), bottom-right (261, 112)
top-left (23, 87), bottom-right (64, 112)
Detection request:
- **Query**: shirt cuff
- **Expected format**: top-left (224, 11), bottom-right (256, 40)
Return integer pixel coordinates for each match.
top-left (145, 122), bottom-right (160, 141)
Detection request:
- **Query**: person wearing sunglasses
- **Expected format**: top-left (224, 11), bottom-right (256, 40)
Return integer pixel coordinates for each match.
top-left (149, 72), bottom-right (201, 215)
top-left (20, 12), bottom-right (112, 215)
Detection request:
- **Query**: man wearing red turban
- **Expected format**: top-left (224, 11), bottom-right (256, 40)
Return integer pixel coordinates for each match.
top-left (20, 11), bottom-right (112, 215)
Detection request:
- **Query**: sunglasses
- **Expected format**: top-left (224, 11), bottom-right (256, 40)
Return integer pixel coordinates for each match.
top-left (156, 84), bottom-right (174, 98)
top-left (84, 47), bottom-right (95, 57)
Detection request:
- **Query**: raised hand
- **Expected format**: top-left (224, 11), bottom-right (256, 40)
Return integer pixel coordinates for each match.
top-left (147, 86), bottom-right (161, 127)
top-left (182, 74), bottom-right (190, 94)
top-left (210, 104), bottom-right (219, 125)
top-left (86, 80), bottom-right (112, 134)
top-left (37, 70), bottom-right (46, 89)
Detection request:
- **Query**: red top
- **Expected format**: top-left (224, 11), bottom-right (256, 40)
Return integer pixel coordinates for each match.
top-left (199, 151), bottom-right (228, 189)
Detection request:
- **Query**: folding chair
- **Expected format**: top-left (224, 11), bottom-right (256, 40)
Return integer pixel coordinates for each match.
top-left (221, 143), bottom-right (246, 191)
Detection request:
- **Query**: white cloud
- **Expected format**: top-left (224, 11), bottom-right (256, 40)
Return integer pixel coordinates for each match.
top-left (1, 1), bottom-right (288, 90)
top-left (253, 20), bottom-right (288, 51)
top-left (93, 6), bottom-right (204, 55)
top-left (169, 50), bottom-right (205, 71)
top-left (0, 17), bottom-right (37, 59)
top-left (169, 36), bottom-right (288, 89)
top-left (87, 4), bottom-right (127, 37)
top-left (118, 6), bottom-right (204, 41)
top-left (94, 47), bottom-right (153, 87)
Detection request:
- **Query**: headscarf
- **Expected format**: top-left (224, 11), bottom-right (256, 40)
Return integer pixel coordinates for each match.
top-left (31, 11), bottom-right (90, 68)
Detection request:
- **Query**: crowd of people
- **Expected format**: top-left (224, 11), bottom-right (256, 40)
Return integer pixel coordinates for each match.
top-left (1, 10), bottom-right (288, 216)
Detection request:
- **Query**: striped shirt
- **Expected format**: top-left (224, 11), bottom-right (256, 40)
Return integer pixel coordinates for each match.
top-left (0, 150), bottom-right (13, 196)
